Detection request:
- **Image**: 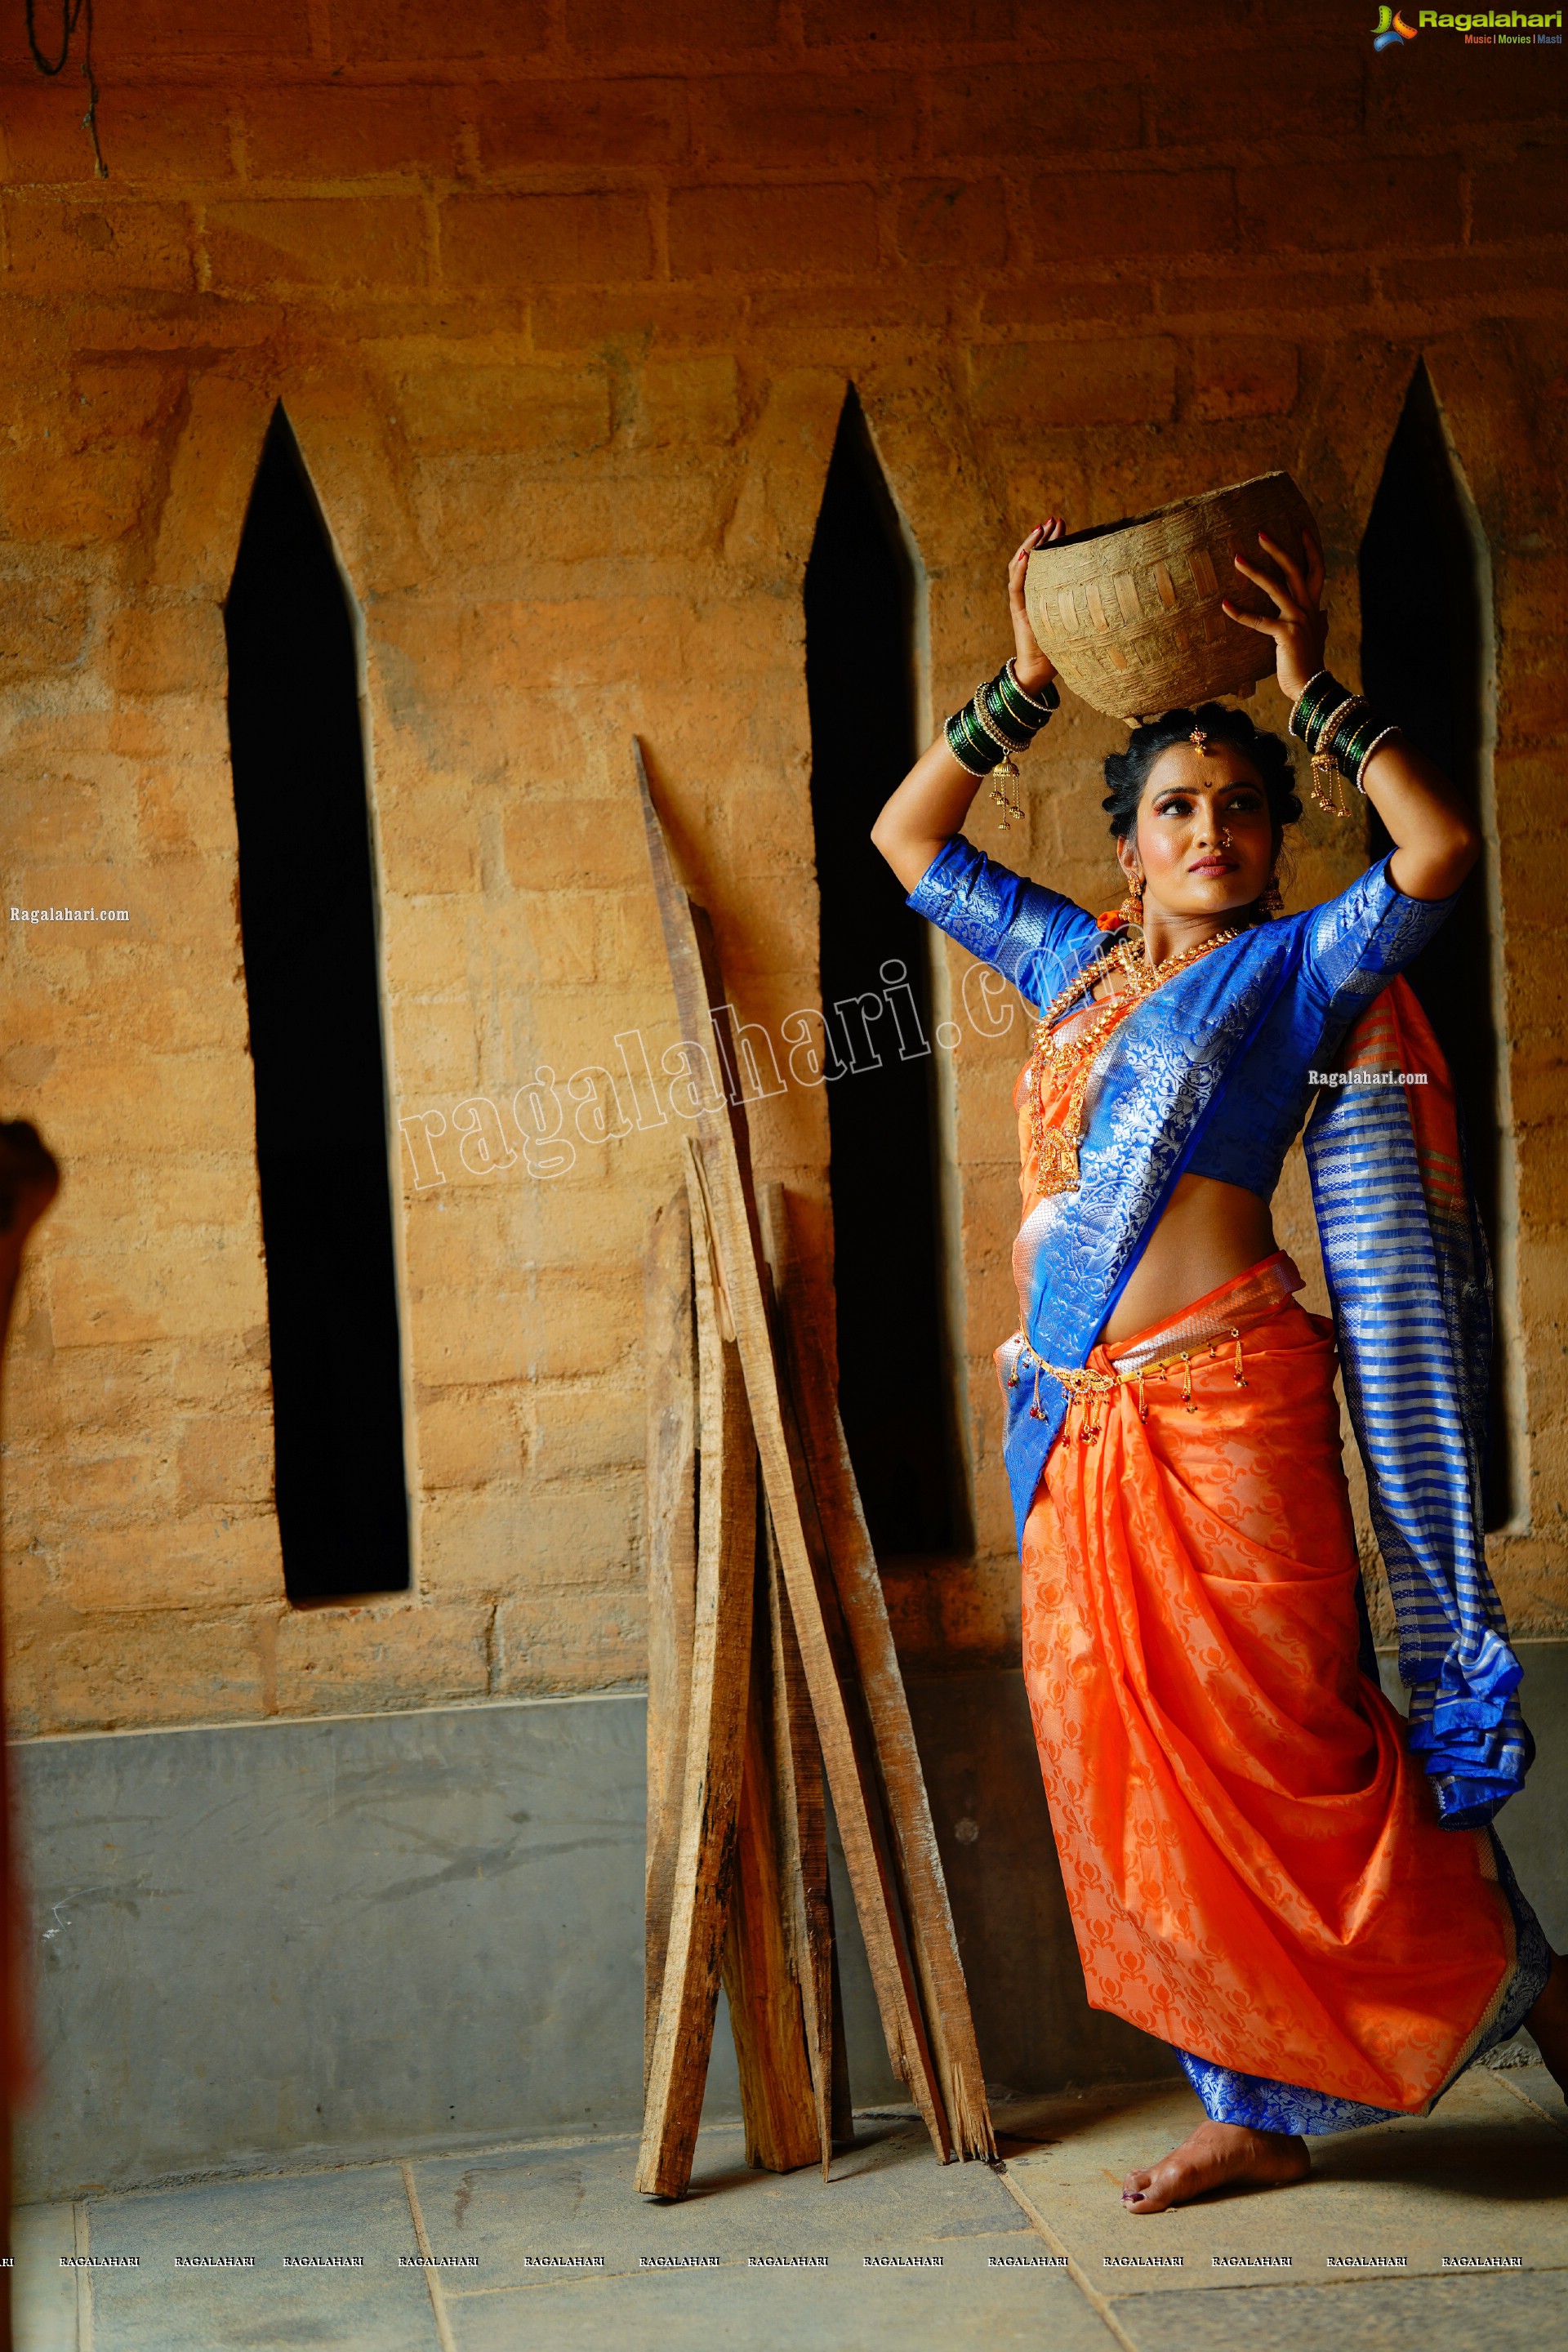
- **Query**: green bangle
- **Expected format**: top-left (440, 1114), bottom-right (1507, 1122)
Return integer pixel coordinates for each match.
top-left (978, 679), bottom-right (1033, 751)
top-left (945, 704), bottom-right (1000, 775)
top-left (974, 698), bottom-right (1028, 759)
top-left (1290, 670), bottom-right (1347, 746)
top-left (959, 700), bottom-right (1001, 763)
top-left (945, 732), bottom-right (994, 777)
top-left (1335, 709), bottom-right (1393, 788)
top-left (1289, 672), bottom-right (1330, 741)
top-left (946, 660), bottom-right (1058, 782)
top-left (1336, 709), bottom-right (1379, 763)
top-left (998, 661), bottom-right (1058, 725)
top-left (1294, 671), bottom-right (1339, 728)
top-left (1325, 700), bottom-right (1374, 773)
top-left (1312, 694), bottom-right (1361, 760)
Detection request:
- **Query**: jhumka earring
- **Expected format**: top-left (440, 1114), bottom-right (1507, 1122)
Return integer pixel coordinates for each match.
top-left (1260, 875), bottom-right (1284, 919)
top-left (1098, 868), bottom-right (1145, 935)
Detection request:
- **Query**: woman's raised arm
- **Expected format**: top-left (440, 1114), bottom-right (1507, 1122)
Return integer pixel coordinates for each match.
top-left (1227, 532), bottom-right (1480, 903)
top-left (871, 519), bottom-right (1063, 893)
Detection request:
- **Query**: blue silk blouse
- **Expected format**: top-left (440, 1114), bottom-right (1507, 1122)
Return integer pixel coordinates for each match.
top-left (908, 834), bottom-right (1455, 1215)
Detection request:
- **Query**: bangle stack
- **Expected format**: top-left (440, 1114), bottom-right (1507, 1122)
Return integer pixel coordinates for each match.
top-left (1289, 670), bottom-right (1401, 817)
top-left (945, 662), bottom-right (1060, 831)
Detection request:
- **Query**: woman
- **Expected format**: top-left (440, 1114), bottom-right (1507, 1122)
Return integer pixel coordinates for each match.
top-left (871, 516), bottom-right (1567, 2212)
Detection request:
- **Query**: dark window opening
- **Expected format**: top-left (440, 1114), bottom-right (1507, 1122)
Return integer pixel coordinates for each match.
top-left (1360, 360), bottom-right (1512, 1524)
top-left (225, 407), bottom-right (410, 1600)
top-left (804, 390), bottom-right (965, 1556)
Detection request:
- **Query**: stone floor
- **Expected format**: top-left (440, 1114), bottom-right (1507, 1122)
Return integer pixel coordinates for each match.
top-left (13, 2063), bottom-right (1567, 2351)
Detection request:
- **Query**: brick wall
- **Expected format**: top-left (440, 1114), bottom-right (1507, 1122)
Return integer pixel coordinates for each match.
top-left (1, 0), bottom-right (1564, 1731)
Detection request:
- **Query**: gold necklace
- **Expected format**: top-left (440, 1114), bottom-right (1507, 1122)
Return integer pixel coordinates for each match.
top-left (1028, 926), bottom-right (1238, 1199)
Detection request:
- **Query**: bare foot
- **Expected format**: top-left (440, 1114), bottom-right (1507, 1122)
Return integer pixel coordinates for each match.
top-left (1122, 2122), bottom-right (1308, 2215)
top-left (1526, 1951), bottom-right (1568, 2094)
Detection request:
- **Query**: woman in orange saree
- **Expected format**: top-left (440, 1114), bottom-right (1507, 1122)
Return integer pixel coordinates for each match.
top-left (872, 514), bottom-right (1566, 2210)
top-left (1019, 1094), bottom-right (1540, 2142)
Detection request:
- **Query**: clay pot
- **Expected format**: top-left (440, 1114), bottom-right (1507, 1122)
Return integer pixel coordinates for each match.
top-left (1023, 471), bottom-right (1319, 721)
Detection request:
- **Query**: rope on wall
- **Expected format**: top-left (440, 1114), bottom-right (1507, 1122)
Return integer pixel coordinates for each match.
top-left (24, 0), bottom-right (107, 179)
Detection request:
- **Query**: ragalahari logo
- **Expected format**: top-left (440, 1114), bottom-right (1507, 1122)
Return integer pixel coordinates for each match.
top-left (1373, 5), bottom-right (1419, 45)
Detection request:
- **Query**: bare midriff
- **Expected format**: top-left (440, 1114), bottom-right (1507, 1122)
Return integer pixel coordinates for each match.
top-left (1102, 1172), bottom-right (1278, 1343)
top-left (1021, 978), bottom-right (1279, 1348)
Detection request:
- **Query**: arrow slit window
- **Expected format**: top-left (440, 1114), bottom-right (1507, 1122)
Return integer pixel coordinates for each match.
top-left (804, 391), bottom-right (967, 1558)
top-left (225, 408), bottom-right (411, 1601)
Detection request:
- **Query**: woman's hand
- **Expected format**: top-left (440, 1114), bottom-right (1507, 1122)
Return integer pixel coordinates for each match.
top-left (871, 512), bottom-right (1067, 891)
top-left (1223, 528), bottom-right (1328, 702)
top-left (1009, 517), bottom-right (1065, 696)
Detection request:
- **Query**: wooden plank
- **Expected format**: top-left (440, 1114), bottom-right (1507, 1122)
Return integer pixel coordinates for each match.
top-left (760, 1181), bottom-right (996, 2162)
top-left (755, 1237), bottom-right (947, 2142)
top-left (634, 740), bottom-right (951, 2164)
top-left (635, 1144), bottom-right (757, 2200)
top-left (642, 1190), bottom-right (698, 2085)
top-left (826, 1895), bottom-right (855, 2151)
top-left (764, 1511), bottom-right (836, 2175)
top-left (720, 1502), bottom-right (821, 2175)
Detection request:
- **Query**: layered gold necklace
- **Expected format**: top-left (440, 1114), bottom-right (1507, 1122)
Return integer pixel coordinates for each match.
top-left (1028, 926), bottom-right (1238, 1199)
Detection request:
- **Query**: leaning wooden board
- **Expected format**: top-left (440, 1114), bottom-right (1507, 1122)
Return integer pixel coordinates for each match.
top-left (762, 1510), bottom-right (839, 2176)
top-left (642, 1160), bottom-right (820, 2184)
top-left (719, 1512), bottom-right (821, 2176)
top-left (634, 738), bottom-right (954, 2164)
top-left (760, 1180), bottom-right (994, 2161)
top-left (635, 1147), bottom-right (758, 2198)
top-left (752, 1224), bottom-right (949, 2145)
top-left (641, 1189), bottom-right (698, 2085)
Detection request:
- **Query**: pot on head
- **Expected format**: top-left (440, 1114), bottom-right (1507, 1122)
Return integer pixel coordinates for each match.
top-left (1023, 472), bottom-right (1320, 723)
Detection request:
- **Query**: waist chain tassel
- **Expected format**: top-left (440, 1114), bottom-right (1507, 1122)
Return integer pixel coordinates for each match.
top-left (1010, 1325), bottom-right (1249, 1432)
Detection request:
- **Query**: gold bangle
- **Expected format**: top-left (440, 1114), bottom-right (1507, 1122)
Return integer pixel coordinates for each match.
top-left (1353, 725), bottom-right (1399, 793)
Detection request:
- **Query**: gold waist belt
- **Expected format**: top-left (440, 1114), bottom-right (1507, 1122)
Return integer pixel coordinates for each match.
top-left (1006, 1254), bottom-right (1304, 1436)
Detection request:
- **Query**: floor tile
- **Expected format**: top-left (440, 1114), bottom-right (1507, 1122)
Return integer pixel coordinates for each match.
top-left (72, 2164), bottom-right (439, 2351)
top-left (998, 2069), bottom-right (1568, 2289)
top-left (12, 2201), bottom-right (78, 2352)
top-left (1109, 2270), bottom-right (1568, 2351)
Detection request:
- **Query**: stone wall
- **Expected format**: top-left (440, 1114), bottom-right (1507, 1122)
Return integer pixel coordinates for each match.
top-left (2, 0), bottom-right (1565, 1735)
